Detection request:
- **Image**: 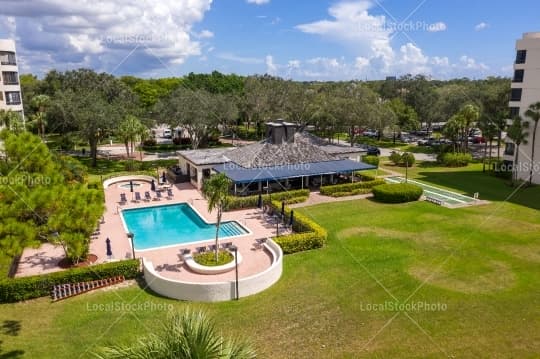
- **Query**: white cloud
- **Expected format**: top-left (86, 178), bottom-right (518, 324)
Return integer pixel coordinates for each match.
top-left (427, 22), bottom-right (447, 32)
top-left (246, 0), bottom-right (270, 4)
top-left (265, 55), bottom-right (277, 75)
top-left (196, 29), bottom-right (214, 38)
top-left (475, 22), bottom-right (489, 31)
top-left (216, 52), bottom-right (263, 64)
top-left (0, 0), bottom-right (213, 74)
top-left (293, 1), bottom-right (495, 79)
top-left (459, 55), bottom-right (489, 71)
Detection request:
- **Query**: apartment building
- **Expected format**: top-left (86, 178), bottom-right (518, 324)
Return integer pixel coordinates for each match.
top-left (0, 39), bottom-right (24, 126)
top-left (505, 32), bottom-right (540, 184)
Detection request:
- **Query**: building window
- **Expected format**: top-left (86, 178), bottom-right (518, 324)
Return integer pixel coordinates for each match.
top-left (504, 143), bottom-right (515, 156)
top-left (510, 88), bottom-right (522, 102)
top-left (2, 72), bottom-right (18, 85)
top-left (509, 107), bottom-right (520, 118)
top-left (0, 92), bottom-right (3, 102)
top-left (512, 69), bottom-right (524, 83)
top-left (515, 50), bottom-right (527, 64)
top-left (5, 91), bottom-right (21, 105)
top-left (0, 51), bottom-right (16, 65)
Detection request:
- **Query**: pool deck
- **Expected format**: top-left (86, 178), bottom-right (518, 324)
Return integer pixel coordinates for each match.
top-left (15, 180), bottom-right (287, 280)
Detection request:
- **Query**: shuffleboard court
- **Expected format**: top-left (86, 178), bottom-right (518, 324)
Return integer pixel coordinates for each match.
top-left (385, 176), bottom-right (477, 206)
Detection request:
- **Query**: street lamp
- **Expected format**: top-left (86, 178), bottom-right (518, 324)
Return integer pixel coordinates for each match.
top-left (229, 245), bottom-right (239, 300)
top-left (127, 232), bottom-right (135, 259)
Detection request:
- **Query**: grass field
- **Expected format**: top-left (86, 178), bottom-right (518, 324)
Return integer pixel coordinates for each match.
top-left (1, 166), bottom-right (539, 358)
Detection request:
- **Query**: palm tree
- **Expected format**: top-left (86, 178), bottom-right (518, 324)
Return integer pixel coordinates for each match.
top-left (117, 115), bottom-right (147, 158)
top-left (507, 116), bottom-right (529, 184)
top-left (95, 309), bottom-right (256, 359)
top-left (202, 173), bottom-right (231, 262)
top-left (524, 102), bottom-right (540, 184)
top-left (30, 94), bottom-right (51, 138)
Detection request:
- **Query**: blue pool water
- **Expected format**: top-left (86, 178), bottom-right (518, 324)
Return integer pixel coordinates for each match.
top-left (121, 203), bottom-right (248, 250)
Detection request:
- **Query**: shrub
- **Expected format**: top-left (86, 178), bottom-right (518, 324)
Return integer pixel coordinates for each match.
top-left (269, 200), bottom-right (327, 254)
top-left (389, 152), bottom-right (415, 167)
top-left (372, 183), bottom-right (423, 203)
top-left (362, 155), bottom-right (379, 167)
top-left (401, 152), bottom-right (416, 166)
top-left (440, 152), bottom-right (472, 167)
top-left (142, 138), bottom-right (157, 146)
top-left (226, 189), bottom-right (310, 210)
top-left (193, 250), bottom-right (233, 266)
top-left (355, 172), bottom-right (377, 181)
top-left (328, 188), bottom-right (372, 197)
top-left (319, 179), bottom-right (385, 196)
top-left (0, 259), bottom-right (140, 303)
top-left (389, 151), bottom-right (402, 165)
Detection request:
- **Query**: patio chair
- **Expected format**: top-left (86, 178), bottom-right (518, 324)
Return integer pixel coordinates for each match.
top-left (208, 244), bottom-right (217, 252)
top-left (134, 192), bottom-right (142, 202)
top-left (120, 193), bottom-right (127, 203)
top-left (144, 191), bottom-right (151, 201)
top-left (154, 191), bottom-right (162, 201)
top-left (178, 248), bottom-right (191, 263)
top-left (196, 246), bottom-right (206, 253)
top-left (167, 188), bottom-right (174, 198)
top-left (221, 242), bottom-right (233, 249)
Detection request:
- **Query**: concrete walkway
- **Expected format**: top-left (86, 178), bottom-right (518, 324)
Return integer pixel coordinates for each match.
top-left (289, 191), bottom-right (373, 208)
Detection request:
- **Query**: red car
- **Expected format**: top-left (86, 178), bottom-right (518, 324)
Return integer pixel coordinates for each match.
top-left (472, 136), bottom-right (485, 144)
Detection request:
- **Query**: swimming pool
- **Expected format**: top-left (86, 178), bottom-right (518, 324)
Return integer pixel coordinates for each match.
top-left (121, 203), bottom-right (249, 250)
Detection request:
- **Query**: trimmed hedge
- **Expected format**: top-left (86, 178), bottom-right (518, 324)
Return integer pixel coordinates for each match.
top-left (319, 178), bottom-right (385, 196)
top-left (0, 259), bottom-right (140, 303)
top-left (328, 188), bottom-right (372, 197)
top-left (440, 152), bottom-right (472, 167)
top-left (226, 189), bottom-right (310, 210)
top-left (269, 200), bottom-right (327, 254)
top-left (372, 183), bottom-right (423, 203)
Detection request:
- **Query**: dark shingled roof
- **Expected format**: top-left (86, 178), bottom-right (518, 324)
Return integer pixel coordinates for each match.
top-left (224, 131), bottom-right (365, 168)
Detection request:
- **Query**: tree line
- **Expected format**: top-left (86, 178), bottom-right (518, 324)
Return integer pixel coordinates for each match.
top-left (4, 69), bottom-right (511, 166)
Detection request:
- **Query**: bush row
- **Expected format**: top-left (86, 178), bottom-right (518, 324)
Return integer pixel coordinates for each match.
top-left (438, 152), bottom-right (473, 167)
top-left (328, 188), bottom-right (372, 197)
top-left (319, 178), bottom-right (385, 196)
top-left (269, 200), bottom-right (327, 254)
top-left (372, 183), bottom-right (423, 203)
top-left (226, 189), bottom-right (310, 210)
top-left (0, 259), bottom-right (140, 303)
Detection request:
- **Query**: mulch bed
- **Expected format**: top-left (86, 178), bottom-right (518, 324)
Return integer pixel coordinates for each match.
top-left (58, 254), bottom-right (98, 269)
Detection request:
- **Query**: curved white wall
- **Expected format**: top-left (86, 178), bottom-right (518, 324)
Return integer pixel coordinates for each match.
top-left (142, 239), bottom-right (283, 302)
top-left (103, 175), bottom-right (156, 188)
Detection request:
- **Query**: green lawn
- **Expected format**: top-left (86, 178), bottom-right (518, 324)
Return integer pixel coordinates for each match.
top-left (1, 168), bottom-right (539, 358)
top-left (381, 162), bottom-right (540, 209)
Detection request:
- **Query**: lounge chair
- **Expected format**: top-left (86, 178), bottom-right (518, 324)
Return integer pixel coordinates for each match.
top-left (167, 188), bottom-right (174, 198)
top-left (134, 192), bottom-right (142, 202)
top-left (208, 244), bottom-right (217, 252)
top-left (154, 191), bottom-right (162, 201)
top-left (221, 242), bottom-right (233, 249)
top-left (178, 248), bottom-right (191, 262)
top-left (144, 191), bottom-right (151, 201)
top-left (120, 193), bottom-right (127, 203)
top-left (196, 246), bottom-right (206, 253)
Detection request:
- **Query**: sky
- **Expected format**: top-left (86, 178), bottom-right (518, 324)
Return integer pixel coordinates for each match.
top-left (0, 0), bottom-right (539, 81)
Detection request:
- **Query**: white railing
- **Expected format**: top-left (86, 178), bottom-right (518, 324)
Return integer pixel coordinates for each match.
top-left (142, 239), bottom-right (283, 302)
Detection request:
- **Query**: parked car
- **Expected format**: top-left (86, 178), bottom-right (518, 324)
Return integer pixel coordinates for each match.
top-left (363, 130), bottom-right (379, 138)
top-left (417, 138), bottom-right (429, 146)
top-left (472, 136), bottom-right (486, 144)
top-left (366, 146), bottom-right (381, 156)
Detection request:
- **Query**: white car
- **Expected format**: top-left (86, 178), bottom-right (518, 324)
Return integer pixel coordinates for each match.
top-left (163, 129), bottom-right (172, 138)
